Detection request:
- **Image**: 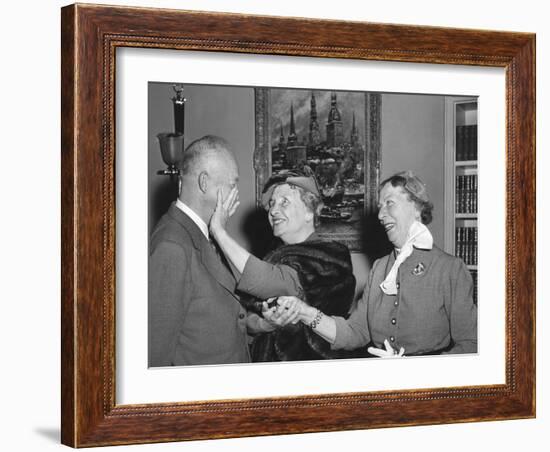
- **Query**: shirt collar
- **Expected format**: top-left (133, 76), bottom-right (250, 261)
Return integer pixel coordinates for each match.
top-left (175, 199), bottom-right (209, 240)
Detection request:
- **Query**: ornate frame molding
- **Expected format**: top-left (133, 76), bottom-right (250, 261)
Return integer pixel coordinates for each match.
top-left (61, 4), bottom-right (535, 447)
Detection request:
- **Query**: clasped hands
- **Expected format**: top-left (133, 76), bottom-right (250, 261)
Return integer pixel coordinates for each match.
top-left (261, 296), bottom-right (304, 328)
top-left (261, 296), bottom-right (405, 358)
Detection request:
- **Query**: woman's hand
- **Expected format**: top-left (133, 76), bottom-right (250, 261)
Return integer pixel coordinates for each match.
top-left (272, 296), bottom-right (337, 345)
top-left (209, 187), bottom-right (240, 238)
top-left (261, 296), bottom-right (305, 327)
top-left (273, 296), bottom-right (318, 325)
top-left (368, 339), bottom-right (405, 358)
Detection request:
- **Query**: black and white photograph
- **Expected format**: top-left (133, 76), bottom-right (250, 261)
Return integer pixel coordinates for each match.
top-left (147, 82), bottom-right (479, 367)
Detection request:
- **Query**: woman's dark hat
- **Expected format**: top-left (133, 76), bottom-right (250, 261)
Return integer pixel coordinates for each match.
top-left (261, 168), bottom-right (321, 208)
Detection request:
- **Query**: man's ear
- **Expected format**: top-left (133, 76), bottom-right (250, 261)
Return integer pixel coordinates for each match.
top-left (198, 171), bottom-right (208, 193)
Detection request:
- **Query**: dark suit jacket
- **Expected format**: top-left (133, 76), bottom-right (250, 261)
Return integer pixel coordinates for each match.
top-left (148, 203), bottom-right (250, 366)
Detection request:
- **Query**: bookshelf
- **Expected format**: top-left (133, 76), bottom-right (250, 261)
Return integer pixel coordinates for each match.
top-left (444, 98), bottom-right (478, 304)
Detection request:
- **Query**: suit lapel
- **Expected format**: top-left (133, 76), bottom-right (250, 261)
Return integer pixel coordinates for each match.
top-left (167, 204), bottom-right (238, 297)
top-left (201, 238), bottom-right (238, 294)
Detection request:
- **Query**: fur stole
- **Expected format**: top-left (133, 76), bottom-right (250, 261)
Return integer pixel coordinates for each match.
top-left (248, 239), bottom-right (361, 362)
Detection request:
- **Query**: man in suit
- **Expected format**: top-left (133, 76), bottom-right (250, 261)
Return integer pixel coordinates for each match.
top-left (148, 135), bottom-right (250, 366)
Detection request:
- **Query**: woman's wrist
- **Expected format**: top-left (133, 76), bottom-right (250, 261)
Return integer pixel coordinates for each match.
top-left (300, 305), bottom-right (319, 324)
top-left (210, 224), bottom-right (226, 242)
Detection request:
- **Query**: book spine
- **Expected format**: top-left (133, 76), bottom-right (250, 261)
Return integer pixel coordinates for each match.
top-left (470, 269), bottom-right (478, 305)
top-left (467, 175), bottom-right (472, 213)
top-left (473, 174), bottom-right (478, 213)
top-left (455, 227), bottom-right (460, 257)
top-left (455, 176), bottom-right (462, 213)
top-left (462, 228), bottom-right (466, 263)
top-left (471, 125), bottom-right (478, 160)
top-left (460, 175), bottom-right (465, 213)
top-left (470, 228), bottom-right (474, 265)
top-left (466, 228), bottom-right (473, 265)
top-left (456, 126), bottom-right (464, 161)
top-left (474, 227), bottom-right (478, 265)
top-left (466, 125), bottom-right (471, 161)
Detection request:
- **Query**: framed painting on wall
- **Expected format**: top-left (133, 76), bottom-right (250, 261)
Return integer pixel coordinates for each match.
top-left (254, 87), bottom-right (382, 251)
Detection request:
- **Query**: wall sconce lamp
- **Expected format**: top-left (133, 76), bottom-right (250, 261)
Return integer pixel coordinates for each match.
top-left (157, 84), bottom-right (186, 176)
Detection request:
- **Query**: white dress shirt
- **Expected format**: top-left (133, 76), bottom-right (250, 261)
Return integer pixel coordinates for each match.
top-left (175, 199), bottom-right (209, 240)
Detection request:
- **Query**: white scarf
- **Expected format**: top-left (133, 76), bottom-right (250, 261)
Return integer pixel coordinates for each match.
top-left (380, 221), bottom-right (433, 295)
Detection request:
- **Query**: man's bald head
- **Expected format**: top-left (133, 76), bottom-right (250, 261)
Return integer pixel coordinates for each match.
top-left (178, 135), bottom-right (235, 177)
top-left (177, 135), bottom-right (239, 223)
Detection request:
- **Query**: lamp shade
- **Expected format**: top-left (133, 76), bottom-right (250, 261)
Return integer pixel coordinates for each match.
top-left (157, 132), bottom-right (184, 167)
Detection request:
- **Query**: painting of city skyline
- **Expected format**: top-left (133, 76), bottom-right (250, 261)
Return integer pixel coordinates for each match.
top-left (269, 90), bottom-right (366, 150)
top-left (255, 87), bottom-right (381, 251)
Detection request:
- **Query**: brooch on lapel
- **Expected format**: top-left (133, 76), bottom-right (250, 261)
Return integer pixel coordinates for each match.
top-left (411, 262), bottom-right (426, 276)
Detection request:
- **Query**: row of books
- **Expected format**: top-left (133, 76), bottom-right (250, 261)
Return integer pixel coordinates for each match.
top-left (470, 269), bottom-right (478, 305)
top-left (456, 174), bottom-right (478, 214)
top-left (456, 125), bottom-right (478, 161)
top-left (455, 227), bottom-right (478, 266)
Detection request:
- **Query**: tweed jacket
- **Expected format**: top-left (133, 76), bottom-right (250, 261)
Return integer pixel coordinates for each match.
top-left (148, 203), bottom-right (249, 366)
top-left (333, 246), bottom-right (477, 355)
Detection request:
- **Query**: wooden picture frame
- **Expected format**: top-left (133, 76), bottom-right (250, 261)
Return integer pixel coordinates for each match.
top-left (61, 3), bottom-right (535, 447)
